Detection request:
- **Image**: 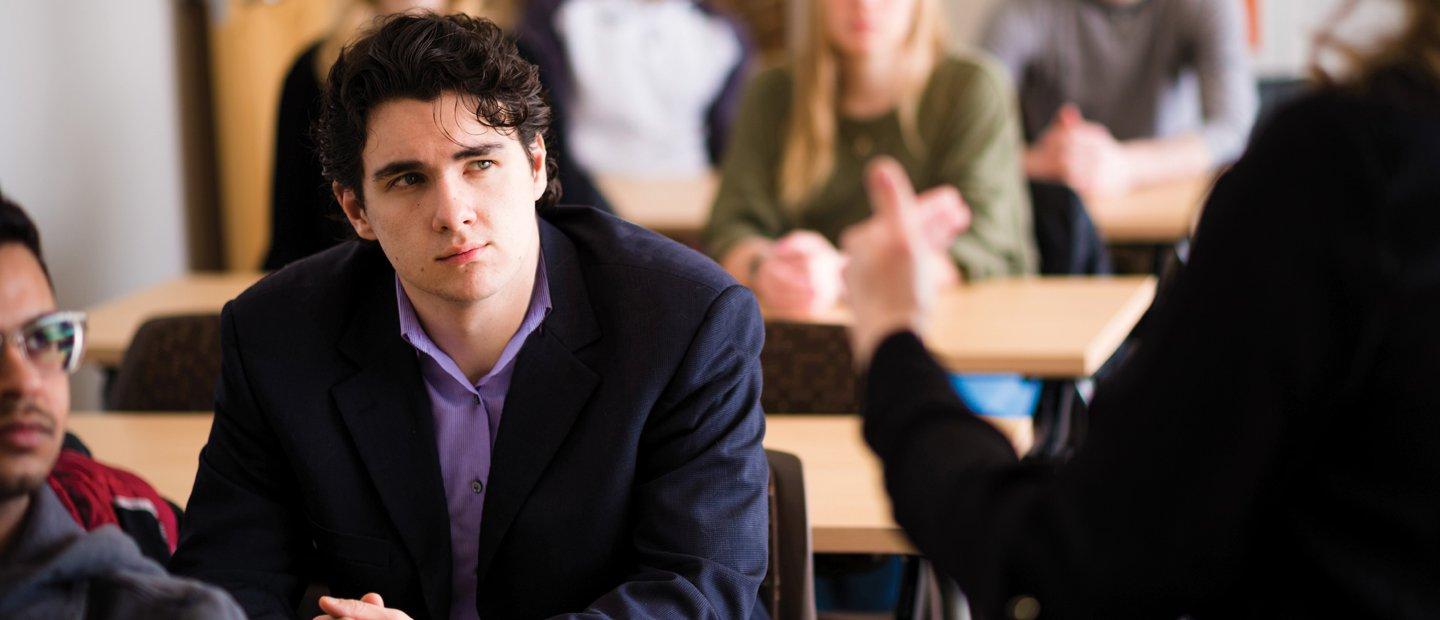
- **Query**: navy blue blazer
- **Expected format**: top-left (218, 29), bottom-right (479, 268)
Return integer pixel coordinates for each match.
top-left (171, 206), bottom-right (769, 619)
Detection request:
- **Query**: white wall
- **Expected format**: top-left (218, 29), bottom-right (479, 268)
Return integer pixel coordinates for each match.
top-left (0, 0), bottom-right (190, 409)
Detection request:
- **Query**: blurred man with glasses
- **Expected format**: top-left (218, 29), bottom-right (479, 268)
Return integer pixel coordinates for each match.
top-left (0, 191), bottom-right (244, 618)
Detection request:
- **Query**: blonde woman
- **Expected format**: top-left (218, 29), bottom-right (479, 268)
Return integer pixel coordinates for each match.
top-left (842, 0), bottom-right (1440, 616)
top-left (704, 0), bottom-right (1036, 314)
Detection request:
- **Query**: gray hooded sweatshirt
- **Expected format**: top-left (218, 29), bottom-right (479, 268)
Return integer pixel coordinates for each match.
top-left (0, 485), bottom-right (245, 619)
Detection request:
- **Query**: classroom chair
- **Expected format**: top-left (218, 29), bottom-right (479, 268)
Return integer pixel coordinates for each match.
top-left (760, 322), bottom-right (857, 414)
top-left (764, 449), bottom-right (818, 620)
top-left (107, 313), bottom-right (222, 411)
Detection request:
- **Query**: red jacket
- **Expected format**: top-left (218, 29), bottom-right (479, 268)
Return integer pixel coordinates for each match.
top-left (46, 449), bottom-right (180, 562)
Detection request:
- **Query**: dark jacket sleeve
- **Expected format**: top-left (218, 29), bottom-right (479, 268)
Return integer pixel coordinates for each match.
top-left (568, 284), bottom-right (769, 619)
top-left (169, 304), bottom-right (311, 619)
top-left (862, 95), bottom-right (1375, 617)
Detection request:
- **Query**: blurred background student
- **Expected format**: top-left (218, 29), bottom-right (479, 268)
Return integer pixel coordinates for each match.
top-left (515, 0), bottom-right (753, 210)
top-left (703, 0), bottom-right (1034, 610)
top-left (982, 0), bottom-right (1258, 197)
top-left (842, 0), bottom-right (1440, 616)
top-left (705, 0), bottom-right (1035, 317)
top-left (263, 0), bottom-right (498, 270)
top-left (706, 0), bottom-right (1041, 463)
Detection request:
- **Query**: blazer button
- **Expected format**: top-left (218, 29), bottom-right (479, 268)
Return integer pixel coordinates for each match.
top-left (471, 479), bottom-right (484, 494)
top-left (1007, 595), bottom-right (1040, 620)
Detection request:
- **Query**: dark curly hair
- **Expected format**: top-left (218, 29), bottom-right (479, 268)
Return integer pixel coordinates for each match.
top-left (314, 12), bottom-right (560, 209)
top-left (0, 188), bottom-right (51, 287)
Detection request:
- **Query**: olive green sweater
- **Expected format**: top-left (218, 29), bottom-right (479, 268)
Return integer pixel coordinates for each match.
top-left (704, 56), bottom-right (1038, 280)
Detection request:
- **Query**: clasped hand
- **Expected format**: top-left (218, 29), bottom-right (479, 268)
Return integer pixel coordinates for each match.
top-left (1027, 103), bottom-right (1133, 197)
top-left (314, 593), bottom-right (412, 620)
top-left (754, 179), bottom-right (969, 316)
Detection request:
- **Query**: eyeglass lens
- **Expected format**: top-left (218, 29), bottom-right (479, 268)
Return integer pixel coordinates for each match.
top-left (19, 316), bottom-right (79, 371)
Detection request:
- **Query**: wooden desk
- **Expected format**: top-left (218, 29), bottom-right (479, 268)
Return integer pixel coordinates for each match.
top-left (598, 170), bottom-right (1211, 246)
top-left (765, 415), bottom-right (910, 554)
top-left (766, 276), bottom-right (1156, 378)
top-left (1085, 175), bottom-right (1213, 244)
top-left (66, 412), bottom-right (212, 506)
top-left (66, 412), bottom-right (928, 555)
top-left (83, 272), bottom-right (262, 367)
top-left (595, 173), bottom-right (716, 239)
top-left (83, 272), bottom-right (1151, 380)
top-left (597, 171), bottom-right (1212, 246)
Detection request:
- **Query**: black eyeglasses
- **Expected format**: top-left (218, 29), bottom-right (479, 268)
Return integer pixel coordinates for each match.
top-left (1, 311), bottom-right (87, 375)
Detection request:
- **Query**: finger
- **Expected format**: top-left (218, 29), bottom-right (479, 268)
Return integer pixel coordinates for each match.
top-left (761, 270), bottom-right (817, 309)
top-left (317, 596), bottom-right (348, 618)
top-left (916, 186), bottom-right (966, 226)
top-left (317, 595), bottom-right (382, 620)
top-left (767, 257), bottom-right (814, 288)
top-left (778, 231), bottom-right (838, 260)
top-left (774, 230), bottom-right (822, 254)
top-left (916, 186), bottom-right (970, 247)
top-left (1057, 103), bottom-right (1083, 128)
top-left (361, 593), bottom-right (385, 607)
top-left (839, 224), bottom-right (868, 257)
top-left (863, 156), bottom-right (920, 240)
top-left (770, 239), bottom-right (808, 259)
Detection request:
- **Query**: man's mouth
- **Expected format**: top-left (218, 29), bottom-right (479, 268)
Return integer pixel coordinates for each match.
top-left (0, 412), bottom-right (55, 452)
top-left (438, 244), bottom-right (486, 264)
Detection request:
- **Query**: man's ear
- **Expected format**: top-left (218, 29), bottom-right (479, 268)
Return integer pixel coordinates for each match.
top-left (334, 181), bottom-right (378, 240)
top-left (529, 134), bottom-right (548, 203)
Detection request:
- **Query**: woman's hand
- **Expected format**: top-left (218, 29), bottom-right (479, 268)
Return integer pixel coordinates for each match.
top-left (753, 230), bottom-right (846, 315)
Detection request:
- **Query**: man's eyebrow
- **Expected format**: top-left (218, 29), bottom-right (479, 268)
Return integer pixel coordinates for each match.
top-left (371, 160), bottom-right (423, 183)
top-left (368, 142), bottom-right (506, 183)
top-left (453, 142), bottom-right (505, 160)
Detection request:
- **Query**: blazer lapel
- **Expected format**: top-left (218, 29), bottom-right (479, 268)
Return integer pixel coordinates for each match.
top-left (474, 220), bottom-right (602, 586)
top-left (330, 257), bottom-right (453, 620)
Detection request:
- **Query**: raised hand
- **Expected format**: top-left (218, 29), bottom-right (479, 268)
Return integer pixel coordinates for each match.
top-left (840, 156), bottom-right (938, 367)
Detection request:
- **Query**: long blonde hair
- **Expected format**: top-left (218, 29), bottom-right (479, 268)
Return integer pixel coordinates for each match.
top-left (778, 0), bottom-right (948, 208)
top-left (1313, 0), bottom-right (1440, 88)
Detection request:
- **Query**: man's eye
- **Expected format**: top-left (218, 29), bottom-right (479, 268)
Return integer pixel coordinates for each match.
top-left (468, 160), bottom-right (495, 171)
top-left (392, 173), bottom-right (424, 188)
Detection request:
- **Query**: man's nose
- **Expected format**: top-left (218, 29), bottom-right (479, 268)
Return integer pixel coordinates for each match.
top-left (432, 176), bottom-right (477, 232)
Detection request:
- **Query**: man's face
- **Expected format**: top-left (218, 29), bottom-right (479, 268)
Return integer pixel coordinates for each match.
top-left (337, 92), bottom-right (548, 309)
top-left (0, 244), bottom-right (68, 500)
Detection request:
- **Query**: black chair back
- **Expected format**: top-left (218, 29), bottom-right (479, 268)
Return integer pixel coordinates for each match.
top-left (762, 449), bottom-right (816, 620)
top-left (107, 314), bottom-right (222, 411)
top-left (760, 322), bottom-right (857, 414)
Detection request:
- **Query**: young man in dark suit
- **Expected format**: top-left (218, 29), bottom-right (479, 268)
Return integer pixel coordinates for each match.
top-left (170, 13), bottom-right (768, 620)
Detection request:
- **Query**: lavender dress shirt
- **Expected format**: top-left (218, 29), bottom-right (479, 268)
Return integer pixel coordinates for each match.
top-left (395, 257), bottom-right (551, 620)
